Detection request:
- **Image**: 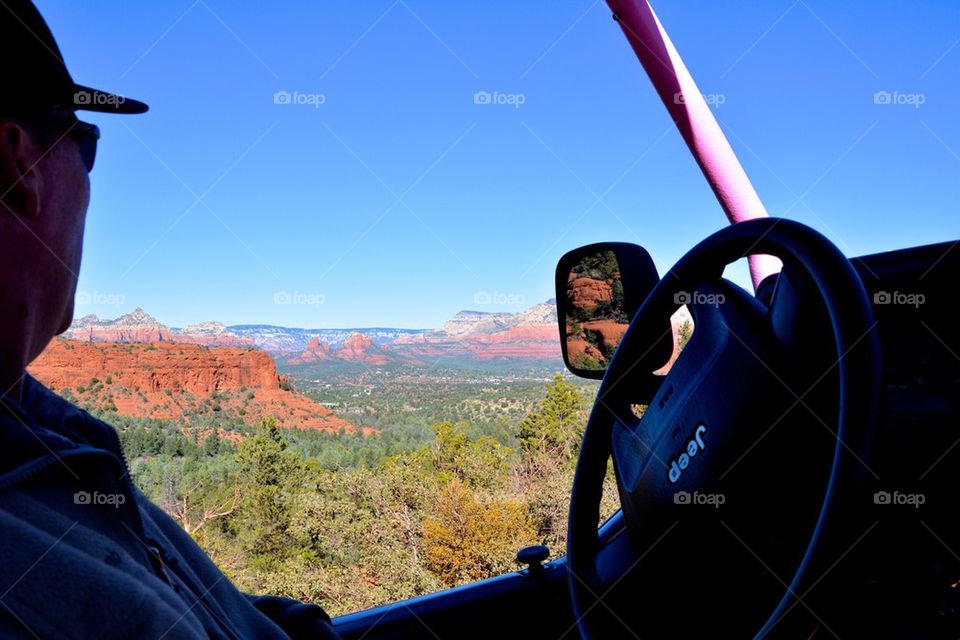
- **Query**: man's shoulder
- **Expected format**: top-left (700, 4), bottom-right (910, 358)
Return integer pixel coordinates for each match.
top-left (20, 374), bottom-right (92, 426)
top-left (16, 374), bottom-right (121, 447)
top-left (0, 493), bottom-right (207, 639)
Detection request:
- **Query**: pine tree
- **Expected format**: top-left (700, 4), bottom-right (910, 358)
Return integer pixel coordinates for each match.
top-left (517, 373), bottom-right (586, 461)
top-left (236, 417), bottom-right (299, 562)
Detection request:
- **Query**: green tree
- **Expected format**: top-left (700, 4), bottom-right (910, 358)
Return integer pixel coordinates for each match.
top-left (514, 374), bottom-right (617, 551)
top-left (235, 417), bottom-right (301, 563)
top-left (517, 374), bottom-right (586, 461)
top-left (424, 421), bottom-right (510, 490)
top-left (202, 432), bottom-right (221, 457)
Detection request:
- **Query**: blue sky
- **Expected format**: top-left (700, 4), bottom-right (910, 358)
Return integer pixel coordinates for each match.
top-left (41, 0), bottom-right (960, 328)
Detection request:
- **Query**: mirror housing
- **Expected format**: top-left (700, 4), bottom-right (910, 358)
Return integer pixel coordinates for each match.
top-left (555, 242), bottom-right (660, 379)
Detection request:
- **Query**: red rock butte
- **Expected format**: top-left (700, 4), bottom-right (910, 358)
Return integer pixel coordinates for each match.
top-left (28, 339), bottom-right (362, 434)
top-left (566, 275), bottom-right (615, 310)
top-left (289, 332), bottom-right (394, 366)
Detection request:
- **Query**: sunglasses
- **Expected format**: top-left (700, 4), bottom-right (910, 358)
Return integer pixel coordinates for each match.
top-left (24, 112), bottom-right (101, 173)
top-left (67, 120), bottom-right (100, 172)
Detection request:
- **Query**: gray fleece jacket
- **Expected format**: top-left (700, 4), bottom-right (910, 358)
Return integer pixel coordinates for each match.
top-left (0, 374), bottom-right (341, 639)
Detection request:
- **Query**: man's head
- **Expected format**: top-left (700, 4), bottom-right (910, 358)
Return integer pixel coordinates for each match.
top-left (0, 0), bottom-right (147, 399)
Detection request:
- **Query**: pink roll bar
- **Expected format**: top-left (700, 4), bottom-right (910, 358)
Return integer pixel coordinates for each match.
top-left (607, 0), bottom-right (782, 291)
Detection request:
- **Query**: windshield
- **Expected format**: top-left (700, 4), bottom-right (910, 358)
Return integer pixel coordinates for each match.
top-left (26, 0), bottom-right (959, 619)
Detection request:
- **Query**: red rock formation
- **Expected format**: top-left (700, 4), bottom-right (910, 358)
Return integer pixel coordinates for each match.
top-left (288, 336), bottom-right (333, 364)
top-left (177, 334), bottom-right (256, 348)
top-left (28, 339), bottom-right (358, 434)
top-left (581, 319), bottom-right (629, 354)
top-left (564, 319), bottom-right (628, 367)
top-left (176, 321), bottom-right (256, 348)
top-left (446, 324), bottom-right (560, 361)
top-left (66, 308), bottom-right (173, 343)
top-left (380, 303), bottom-right (561, 363)
top-left (65, 311), bottom-right (254, 348)
top-left (338, 333), bottom-right (392, 365)
top-left (566, 276), bottom-right (613, 310)
top-left (290, 333), bottom-right (394, 366)
top-left (566, 337), bottom-right (605, 364)
top-left (72, 323), bottom-right (174, 343)
top-left (31, 339), bottom-right (277, 392)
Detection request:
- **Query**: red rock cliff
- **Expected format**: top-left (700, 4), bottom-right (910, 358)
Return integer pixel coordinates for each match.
top-left (28, 339), bottom-right (359, 433)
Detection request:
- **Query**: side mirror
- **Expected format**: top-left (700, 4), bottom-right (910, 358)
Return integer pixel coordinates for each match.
top-left (555, 243), bottom-right (660, 379)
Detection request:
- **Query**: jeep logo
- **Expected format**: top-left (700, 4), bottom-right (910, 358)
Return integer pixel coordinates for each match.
top-left (667, 423), bottom-right (707, 484)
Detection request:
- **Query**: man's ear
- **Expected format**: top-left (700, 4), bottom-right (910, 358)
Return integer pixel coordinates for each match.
top-left (0, 120), bottom-right (43, 220)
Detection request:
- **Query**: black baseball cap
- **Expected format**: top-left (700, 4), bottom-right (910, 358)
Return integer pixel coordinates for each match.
top-left (1, 0), bottom-right (148, 116)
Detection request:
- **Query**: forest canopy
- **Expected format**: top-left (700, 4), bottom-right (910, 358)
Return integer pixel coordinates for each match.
top-left (118, 374), bottom-right (621, 615)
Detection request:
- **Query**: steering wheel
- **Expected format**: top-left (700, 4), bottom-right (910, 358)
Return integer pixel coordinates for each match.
top-left (567, 218), bottom-right (881, 638)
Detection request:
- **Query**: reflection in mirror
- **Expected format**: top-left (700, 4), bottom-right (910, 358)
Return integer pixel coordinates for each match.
top-left (563, 250), bottom-right (630, 372)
